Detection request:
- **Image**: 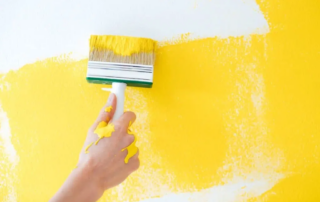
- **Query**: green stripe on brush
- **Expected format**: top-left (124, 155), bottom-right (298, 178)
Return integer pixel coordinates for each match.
top-left (86, 77), bottom-right (152, 88)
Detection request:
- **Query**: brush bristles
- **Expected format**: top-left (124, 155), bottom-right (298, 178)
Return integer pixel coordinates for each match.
top-left (90, 35), bottom-right (156, 55)
top-left (89, 35), bottom-right (156, 65)
top-left (89, 50), bottom-right (155, 65)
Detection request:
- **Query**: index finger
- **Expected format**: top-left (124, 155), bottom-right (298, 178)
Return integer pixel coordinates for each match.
top-left (90, 93), bottom-right (117, 132)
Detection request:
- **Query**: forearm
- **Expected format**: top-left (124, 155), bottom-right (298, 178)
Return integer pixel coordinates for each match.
top-left (50, 165), bottom-right (103, 202)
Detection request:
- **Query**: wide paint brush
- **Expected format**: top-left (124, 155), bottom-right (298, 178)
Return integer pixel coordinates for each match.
top-left (86, 35), bottom-right (157, 121)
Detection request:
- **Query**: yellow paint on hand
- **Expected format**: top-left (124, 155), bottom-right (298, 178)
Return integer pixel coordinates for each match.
top-left (122, 123), bottom-right (138, 163)
top-left (94, 138), bottom-right (102, 145)
top-left (94, 123), bottom-right (115, 145)
top-left (89, 35), bottom-right (157, 56)
top-left (85, 142), bottom-right (94, 154)
top-left (104, 105), bottom-right (112, 112)
top-left (123, 143), bottom-right (138, 164)
top-left (127, 121), bottom-right (134, 134)
top-left (95, 121), bottom-right (107, 129)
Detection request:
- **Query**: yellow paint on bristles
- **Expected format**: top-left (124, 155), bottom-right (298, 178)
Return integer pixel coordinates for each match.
top-left (89, 35), bottom-right (157, 56)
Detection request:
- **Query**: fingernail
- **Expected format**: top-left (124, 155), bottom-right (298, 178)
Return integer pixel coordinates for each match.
top-left (107, 93), bottom-right (115, 105)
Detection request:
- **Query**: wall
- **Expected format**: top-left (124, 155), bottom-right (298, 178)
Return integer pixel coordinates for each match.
top-left (0, 0), bottom-right (319, 201)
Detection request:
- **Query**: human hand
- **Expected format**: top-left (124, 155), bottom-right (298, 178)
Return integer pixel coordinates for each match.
top-left (79, 93), bottom-right (140, 190)
top-left (50, 93), bottom-right (139, 202)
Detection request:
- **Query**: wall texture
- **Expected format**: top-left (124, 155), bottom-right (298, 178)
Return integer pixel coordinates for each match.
top-left (0, 0), bottom-right (319, 201)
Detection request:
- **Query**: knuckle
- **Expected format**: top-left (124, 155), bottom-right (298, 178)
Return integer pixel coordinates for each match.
top-left (114, 123), bottom-right (124, 133)
top-left (120, 125), bottom-right (127, 134)
top-left (121, 149), bottom-right (128, 157)
top-left (125, 135), bottom-right (135, 145)
top-left (132, 159), bottom-right (140, 170)
top-left (128, 111), bottom-right (136, 117)
top-left (124, 111), bottom-right (136, 120)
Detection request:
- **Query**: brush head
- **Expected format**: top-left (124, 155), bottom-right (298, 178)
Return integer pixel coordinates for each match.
top-left (87, 35), bottom-right (157, 88)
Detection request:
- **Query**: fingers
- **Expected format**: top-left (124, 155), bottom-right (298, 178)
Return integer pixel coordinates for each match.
top-left (127, 149), bottom-right (140, 171)
top-left (119, 134), bottom-right (135, 149)
top-left (113, 111), bottom-right (136, 128)
top-left (90, 93), bottom-right (116, 132)
top-left (131, 148), bottom-right (139, 160)
top-left (117, 147), bottom-right (139, 169)
top-left (118, 149), bottom-right (128, 160)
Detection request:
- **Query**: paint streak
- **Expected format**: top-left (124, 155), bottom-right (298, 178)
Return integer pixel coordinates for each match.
top-left (105, 105), bottom-right (113, 112)
top-left (85, 142), bottom-right (93, 154)
top-left (122, 121), bottom-right (138, 164)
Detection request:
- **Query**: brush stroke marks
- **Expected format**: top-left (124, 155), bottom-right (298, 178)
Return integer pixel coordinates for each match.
top-left (139, 36), bottom-right (285, 201)
top-left (0, 57), bottom-right (173, 201)
top-left (0, 35), bottom-right (285, 201)
top-left (0, 0), bottom-right (268, 72)
top-left (0, 0), bottom-right (320, 201)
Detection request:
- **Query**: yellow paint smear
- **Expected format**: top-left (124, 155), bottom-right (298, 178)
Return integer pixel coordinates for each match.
top-left (89, 35), bottom-right (157, 56)
top-left (104, 105), bottom-right (112, 112)
top-left (95, 121), bottom-right (107, 129)
top-left (123, 141), bottom-right (138, 164)
top-left (94, 122), bottom-right (115, 145)
top-left (85, 142), bottom-right (93, 154)
top-left (0, 1), bottom-right (319, 201)
top-left (122, 121), bottom-right (138, 164)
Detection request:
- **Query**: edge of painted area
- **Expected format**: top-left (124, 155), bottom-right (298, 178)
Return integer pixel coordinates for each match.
top-left (0, 0), bottom-right (269, 73)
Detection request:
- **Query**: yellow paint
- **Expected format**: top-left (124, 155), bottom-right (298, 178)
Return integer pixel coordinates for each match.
top-left (104, 105), bottom-right (112, 112)
top-left (122, 137), bottom-right (138, 164)
top-left (95, 121), bottom-right (108, 129)
top-left (0, 1), bottom-right (319, 201)
top-left (94, 122), bottom-right (115, 145)
top-left (84, 142), bottom-right (93, 154)
top-left (93, 121), bottom-right (108, 146)
top-left (122, 121), bottom-right (138, 164)
top-left (90, 35), bottom-right (157, 56)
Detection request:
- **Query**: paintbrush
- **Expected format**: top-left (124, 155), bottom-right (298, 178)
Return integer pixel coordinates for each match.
top-left (86, 35), bottom-right (157, 121)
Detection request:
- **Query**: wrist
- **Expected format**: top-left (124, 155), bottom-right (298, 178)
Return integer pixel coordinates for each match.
top-left (50, 163), bottom-right (103, 202)
top-left (74, 162), bottom-right (104, 201)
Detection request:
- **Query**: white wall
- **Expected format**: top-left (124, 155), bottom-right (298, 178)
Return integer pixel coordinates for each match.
top-left (0, 0), bottom-right (268, 73)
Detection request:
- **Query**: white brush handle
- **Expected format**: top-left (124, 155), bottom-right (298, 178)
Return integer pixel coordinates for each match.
top-left (111, 82), bottom-right (127, 121)
top-left (102, 82), bottom-right (127, 121)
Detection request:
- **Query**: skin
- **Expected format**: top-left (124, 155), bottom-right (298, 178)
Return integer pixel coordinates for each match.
top-left (50, 93), bottom-right (139, 202)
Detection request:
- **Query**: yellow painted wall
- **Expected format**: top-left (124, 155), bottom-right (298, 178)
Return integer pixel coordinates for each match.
top-left (0, 0), bottom-right (319, 201)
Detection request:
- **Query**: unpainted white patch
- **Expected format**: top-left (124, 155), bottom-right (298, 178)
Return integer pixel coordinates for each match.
top-left (0, 108), bottom-right (19, 201)
top-left (0, 0), bottom-right (269, 72)
top-left (139, 177), bottom-right (282, 202)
